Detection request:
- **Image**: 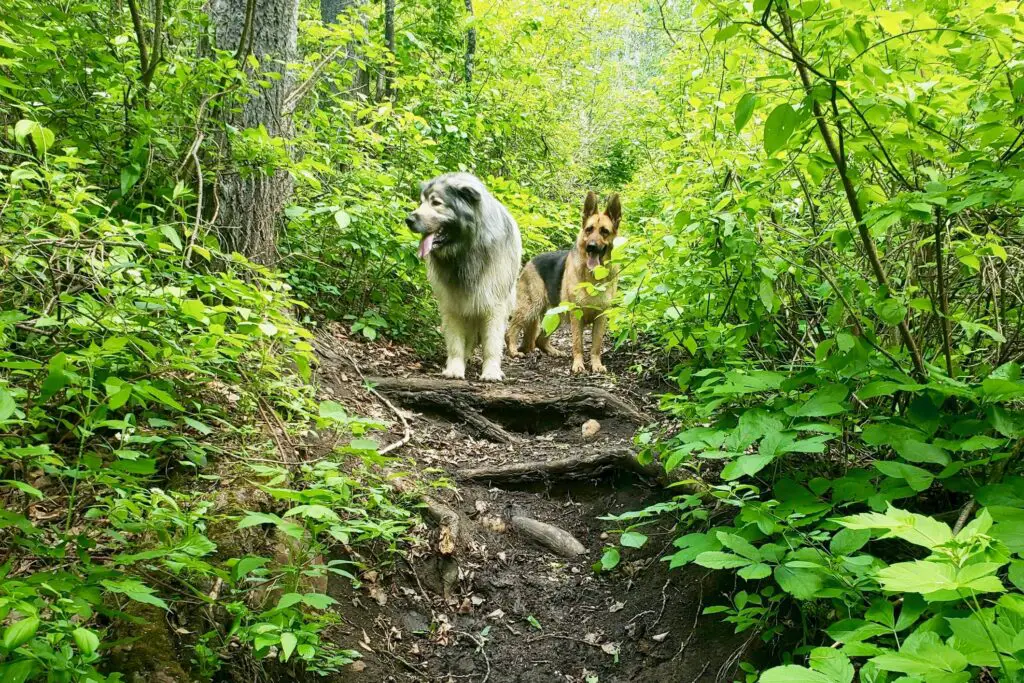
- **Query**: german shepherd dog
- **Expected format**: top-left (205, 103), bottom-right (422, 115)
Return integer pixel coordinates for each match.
top-left (406, 173), bottom-right (522, 382)
top-left (506, 191), bottom-right (621, 373)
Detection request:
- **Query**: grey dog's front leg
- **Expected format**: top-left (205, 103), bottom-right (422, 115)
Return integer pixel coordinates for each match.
top-left (479, 315), bottom-right (506, 381)
top-left (440, 312), bottom-right (467, 379)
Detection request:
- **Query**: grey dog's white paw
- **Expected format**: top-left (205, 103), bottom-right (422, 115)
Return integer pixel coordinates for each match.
top-left (478, 368), bottom-right (504, 382)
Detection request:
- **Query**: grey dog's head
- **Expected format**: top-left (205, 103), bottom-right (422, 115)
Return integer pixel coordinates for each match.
top-left (406, 173), bottom-right (484, 260)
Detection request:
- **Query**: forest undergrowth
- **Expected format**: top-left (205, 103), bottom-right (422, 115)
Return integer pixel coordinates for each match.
top-left (2, 0), bottom-right (1024, 681)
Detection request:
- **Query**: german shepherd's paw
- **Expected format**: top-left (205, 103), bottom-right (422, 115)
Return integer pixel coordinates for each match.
top-left (507, 348), bottom-right (524, 358)
top-left (591, 360), bottom-right (607, 373)
top-left (571, 358), bottom-right (587, 374)
top-left (542, 347), bottom-right (566, 358)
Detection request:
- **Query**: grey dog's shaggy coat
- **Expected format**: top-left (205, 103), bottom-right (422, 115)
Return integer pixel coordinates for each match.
top-left (406, 173), bottom-right (522, 381)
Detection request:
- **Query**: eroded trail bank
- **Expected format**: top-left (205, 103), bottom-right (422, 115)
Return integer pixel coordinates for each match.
top-left (315, 329), bottom-right (751, 682)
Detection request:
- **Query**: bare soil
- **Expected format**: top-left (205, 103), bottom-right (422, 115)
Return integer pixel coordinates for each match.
top-left (313, 326), bottom-right (754, 683)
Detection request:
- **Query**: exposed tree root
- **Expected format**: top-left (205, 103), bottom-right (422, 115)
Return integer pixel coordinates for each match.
top-left (367, 376), bottom-right (648, 442)
top-left (510, 515), bottom-right (587, 558)
top-left (457, 448), bottom-right (696, 492)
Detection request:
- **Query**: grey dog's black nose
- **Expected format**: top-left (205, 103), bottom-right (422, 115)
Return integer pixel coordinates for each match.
top-left (405, 215), bottom-right (417, 229)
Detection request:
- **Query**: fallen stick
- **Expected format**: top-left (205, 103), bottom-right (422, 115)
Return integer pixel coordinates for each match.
top-left (510, 515), bottom-right (587, 558)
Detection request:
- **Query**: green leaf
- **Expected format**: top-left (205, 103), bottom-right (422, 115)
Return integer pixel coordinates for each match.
top-left (829, 528), bottom-right (870, 556)
top-left (619, 531), bottom-right (648, 548)
top-left (875, 560), bottom-right (956, 594)
top-left (0, 386), bottom-right (15, 421)
top-left (869, 631), bottom-right (968, 676)
top-left (716, 532), bottom-right (761, 561)
top-left (159, 224), bottom-right (182, 250)
top-left (892, 440), bottom-right (949, 465)
top-left (838, 505), bottom-right (951, 548)
top-left (598, 547), bottom-right (620, 572)
top-left (233, 556), bottom-right (270, 582)
top-left (759, 665), bottom-right (830, 682)
top-left (695, 551), bottom-right (751, 569)
top-left (72, 627), bottom-right (100, 656)
top-left (334, 209), bottom-right (351, 229)
top-left (2, 480), bottom-right (44, 500)
top-left (721, 453), bottom-right (774, 480)
top-left (738, 562), bottom-right (772, 580)
top-left (809, 647), bottom-right (854, 683)
top-left (735, 93), bottom-right (758, 132)
top-left (1009, 561), bottom-right (1024, 592)
top-left (774, 564), bottom-right (826, 600)
top-left (3, 617), bottom-right (40, 649)
top-left (873, 298), bottom-right (907, 325)
top-left (764, 103), bottom-right (799, 155)
top-left (121, 164), bottom-right (142, 196)
top-left (874, 461), bottom-right (933, 492)
top-left (714, 23), bottom-right (740, 43)
top-left (318, 400), bottom-right (348, 423)
top-left (301, 593), bottom-right (337, 609)
top-left (280, 632), bottom-right (297, 661)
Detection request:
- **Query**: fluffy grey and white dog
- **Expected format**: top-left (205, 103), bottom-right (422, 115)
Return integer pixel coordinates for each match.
top-left (406, 173), bottom-right (522, 381)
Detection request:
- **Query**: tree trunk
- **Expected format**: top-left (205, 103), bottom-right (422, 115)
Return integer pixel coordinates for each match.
top-left (322, 0), bottom-right (370, 100)
top-left (211, 0), bottom-right (299, 264)
top-left (382, 0), bottom-right (395, 98)
top-left (463, 0), bottom-right (476, 85)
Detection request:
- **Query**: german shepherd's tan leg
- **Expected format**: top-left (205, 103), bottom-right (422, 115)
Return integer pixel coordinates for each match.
top-left (519, 318), bottom-right (539, 354)
top-left (590, 314), bottom-right (608, 373)
top-left (505, 319), bottom-right (523, 358)
top-left (536, 328), bottom-right (564, 357)
top-left (570, 315), bottom-right (586, 374)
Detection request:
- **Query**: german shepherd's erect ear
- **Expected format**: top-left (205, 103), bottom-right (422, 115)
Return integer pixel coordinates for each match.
top-left (605, 193), bottom-right (622, 228)
top-left (583, 191), bottom-right (600, 226)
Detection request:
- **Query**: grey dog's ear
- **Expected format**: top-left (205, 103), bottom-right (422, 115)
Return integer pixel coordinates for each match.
top-left (451, 179), bottom-right (481, 203)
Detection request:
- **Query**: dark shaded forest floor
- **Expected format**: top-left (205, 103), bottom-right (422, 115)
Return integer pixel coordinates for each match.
top-left (312, 325), bottom-right (755, 683)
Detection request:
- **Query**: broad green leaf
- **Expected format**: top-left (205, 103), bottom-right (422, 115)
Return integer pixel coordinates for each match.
top-left (72, 627), bottom-right (100, 656)
top-left (619, 531), bottom-right (648, 548)
top-left (838, 505), bottom-right (951, 548)
top-left (735, 93), bottom-right (758, 132)
top-left (760, 666), bottom-right (830, 682)
top-left (280, 632), bottom-right (297, 661)
top-left (764, 103), bottom-right (799, 155)
top-left (0, 387), bottom-right (15, 421)
top-left (233, 556), bottom-right (270, 582)
top-left (809, 647), bottom-right (854, 683)
top-left (873, 298), bottom-right (907, 326)
top-left (695, 551), bottom-right (751, 569)
top-left (3, 617), bottom-right (40, 649)
top-left (874, 460), bottom-right (933, 491)
top-left (829, 528), bottom-right (870, 556)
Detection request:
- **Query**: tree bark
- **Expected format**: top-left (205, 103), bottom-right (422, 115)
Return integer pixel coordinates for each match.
top-left (211, 0), bottom-right (299, 264)
top-left (463, 0), bottom-right (476, 85)
top-left (382, 0), bottom-right (395, 98)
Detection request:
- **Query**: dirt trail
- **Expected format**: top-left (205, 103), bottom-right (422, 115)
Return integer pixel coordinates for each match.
top-left (316, 328), bottom-right (751, 683)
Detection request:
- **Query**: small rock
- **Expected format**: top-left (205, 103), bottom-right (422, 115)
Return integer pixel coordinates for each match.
top-left (582, 419), bottom-right (601, 439)
top-left (652, 631), bottom-right (669, 642)
top-left (349, 660), bottom-right (367, 673)
top-left (486, 608), bottom-right (505, 620)
top-left (401, 611), bottom-right (431, 634)
top-left (609, 601), bottom-right (625, 613)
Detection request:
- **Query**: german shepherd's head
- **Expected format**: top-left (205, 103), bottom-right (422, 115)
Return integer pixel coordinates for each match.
top-left (579, 191), bottom-right (621, 271)
top-left (406, 173), bottom-right (484, 261)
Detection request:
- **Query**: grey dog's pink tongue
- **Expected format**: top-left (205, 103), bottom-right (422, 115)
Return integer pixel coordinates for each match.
top-left (587, 253), bottom-right (600, 270)
top-left (418, 233), bottom-right (435, 260)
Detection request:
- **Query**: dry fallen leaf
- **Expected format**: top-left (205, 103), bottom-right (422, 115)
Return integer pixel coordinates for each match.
top-left (609, 601), bottom-right (626, 613)
top-left (652, 631), bottom-right (669, 642)
top-left (486, 608), bottom-right (505, 620)
top-left (601, 642), bottom-right (620, 656)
